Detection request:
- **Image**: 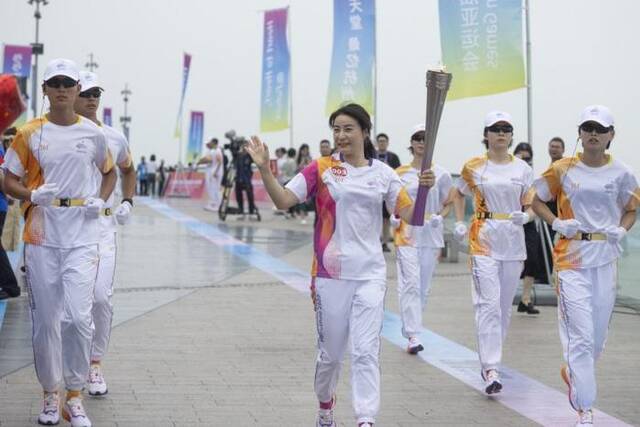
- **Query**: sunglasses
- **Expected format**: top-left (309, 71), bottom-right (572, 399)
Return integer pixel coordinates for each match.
top-left (487, 124), bottom-right (513, 134)
top-left (79, 89), bottom-right (102, 99)
top-left (45, 77), bottom-right (78, 89)
top-left (579, 122), bottom-right (610, 134)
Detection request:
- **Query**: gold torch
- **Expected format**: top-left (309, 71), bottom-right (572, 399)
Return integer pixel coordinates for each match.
top-left (409, 69), bottom-right (452, 226)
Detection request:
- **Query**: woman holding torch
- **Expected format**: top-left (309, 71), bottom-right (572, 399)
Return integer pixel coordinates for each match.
top-left (246, 103), bottom-right (434, 427)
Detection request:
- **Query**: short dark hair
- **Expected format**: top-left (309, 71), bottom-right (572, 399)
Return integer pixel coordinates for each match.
top-left (376, 133), bottom-right (389, 141)
top-left (329, 103), bottom-right (375, 160)
top-left (513, 142), bottom-right (533, 158)
top-left (320, 139), bottom-right (331, 145)
top-left (548, 137), bottom-right (565, 149)
top-left (287, 148), bottom-right (296, 158)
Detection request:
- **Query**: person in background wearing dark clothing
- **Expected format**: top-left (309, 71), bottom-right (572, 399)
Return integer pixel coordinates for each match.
top-left (147, 154), bottom-right (158, 197)
top-left (513, 142), bottom-right (541, 315)
top-left (157, 159), bottom-right (166, 197)
top-left (376, 133), bottom-right (401, 252)
top-left (136, 156), bottom-right (147, 195)
top-left (234, 144), bottom-right (257, 220)
top-left (0, 128), bottom-right (19, 300)
top-left (296, 143), bottom-right (313, 224)
top-left (319, 139), bottom-right (333, 157)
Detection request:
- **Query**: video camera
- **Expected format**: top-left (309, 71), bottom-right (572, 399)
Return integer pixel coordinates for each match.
top-left (223, 129), bottom-right (248, 160)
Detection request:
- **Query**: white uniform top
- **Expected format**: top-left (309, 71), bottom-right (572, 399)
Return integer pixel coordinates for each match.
top-left (394, 164), bottom-right (453, 248)
top-left (534, 154), bottom-right (639, 270)
top-left (3, 115), bottom-right (113, 248)
top-left (286, 153), bottom-right (412, 281)
top-left (457, 154), bottom-right (533, 261)
top-left (94, 124), bottom-right (132, 232)
top-left (205, 147), bottom-right (223, 178)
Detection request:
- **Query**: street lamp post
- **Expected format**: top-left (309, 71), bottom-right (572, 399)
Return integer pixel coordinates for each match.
top-left (28, 0), bottom-right (48, 118)
top-left (120, 83), bottom-right (132, 141)
top-left (85, 53), bottom-right (99, 72)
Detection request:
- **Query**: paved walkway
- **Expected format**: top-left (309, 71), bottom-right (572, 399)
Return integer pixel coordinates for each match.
top-left (0, 198), bottom-right (638, 426)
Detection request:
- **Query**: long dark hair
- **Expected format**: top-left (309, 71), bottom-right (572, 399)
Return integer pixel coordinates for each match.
top-left (328, 103), bottom-right (376, 160)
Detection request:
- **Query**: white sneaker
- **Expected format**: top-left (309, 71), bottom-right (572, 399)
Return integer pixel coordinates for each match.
top-left (576, 409), bottom-right (593, 426)
top-left (407, 336), bottom-right (424, 355)
top-left (484, 369), bottom-right (502, 395)
top-left (203, 205), bottom-right (216, 212)
top-left (316, 396), bottom-right (336, 427)
top-left (38, 391), bottom-right (60, 425)
top-left (62, 396), bottom-right (92, 427)
top-left (87, 364), bottom-right (108, 396)
top-left (358, 423), bottom-right (374, 427)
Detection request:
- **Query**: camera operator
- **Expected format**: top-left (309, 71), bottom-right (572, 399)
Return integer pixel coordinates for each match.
top-left (234, 142), bottom-right (257, 220)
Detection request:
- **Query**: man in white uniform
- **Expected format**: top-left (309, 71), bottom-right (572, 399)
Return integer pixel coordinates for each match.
top-left (3, 59), bottom-right (116, 427)
top-left (74, 70), bottom-right (136, 397)
top-left (197, 138), bottom-right (223, 212)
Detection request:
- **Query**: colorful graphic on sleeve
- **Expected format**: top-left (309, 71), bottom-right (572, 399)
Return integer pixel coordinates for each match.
top-left (312, 157), bottom-right (339, 278)
top-left (461, 156), bottom-right (489, 256)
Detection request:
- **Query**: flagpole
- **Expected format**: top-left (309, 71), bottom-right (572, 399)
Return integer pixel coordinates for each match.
top-left (288, 5), bottom-right (294, 149)
top-left (372, 0), bottom-right (378, 138)
top-left (524, 0), bottom-right (533, 145)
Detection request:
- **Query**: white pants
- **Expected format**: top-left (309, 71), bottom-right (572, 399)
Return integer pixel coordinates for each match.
top-left (396, 246), bottom-right (440, 339)
top-left (205, 172), bottom-right (222, 208)
top-left (557, 262), bottom-right (617, 410)
top-left (25, 243), bottom-right (98, 392)
top-left (470, 255), bottom-right (523, 372)
top-left (91, 230), bottom-right (117, 361)
top-left (314, 277), bottom-right (386, 425)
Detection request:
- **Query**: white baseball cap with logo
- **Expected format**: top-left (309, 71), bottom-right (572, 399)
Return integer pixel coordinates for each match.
top-left (411, 123), bottom-right (426, 138)
top-left (484, 111), bottom-right (513, 127)
top-left (43, 58), bottom-right (80, 82)
top-left (579, 105), bottom-right (614, 128)
top-left (79, 71), bottom-right (103, 92)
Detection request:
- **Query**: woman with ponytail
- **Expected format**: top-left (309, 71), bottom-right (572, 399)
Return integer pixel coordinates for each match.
top-left (246, 103), bottom-right (434, 427)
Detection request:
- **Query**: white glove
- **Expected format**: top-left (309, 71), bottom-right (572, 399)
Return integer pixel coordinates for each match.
top-left (454, 221), bottom-right (468, 242)
top-left (429, 214), bottom-right (443, 229)
top-left (115, 201), bottom-right (133, 225)
top-left (390, 215), bottom-right (401, 230)
top-left (30, 183), bottom-right (59, 206)
top-left (604, 225), bottom-right (627, 244)
top-left (509, 211), bottom-right (530, 226)
top-left (84, 197), bottom-right (105, 219)
top-left (552, 218), bottom-right (582, 239)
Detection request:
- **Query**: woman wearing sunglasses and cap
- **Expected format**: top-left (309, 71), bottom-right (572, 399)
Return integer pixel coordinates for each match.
top-left (532, 105), bottom-right (639, 427)
top-left (452, 111), bottom-right (533, 395)
top-left (390, 124), bottom-right (453, 354)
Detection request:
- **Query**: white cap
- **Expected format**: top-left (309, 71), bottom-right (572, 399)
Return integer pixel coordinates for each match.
top-left (484, 111), bottom-right (513, 127)
top-left (79, 70), bottom-right (103, 92)
top-left (43, 58), bottom-right (80, 82)
top-left (579, 105), bottom-right (614, 127)
top-left (411, 123), bottom-right (426, 134)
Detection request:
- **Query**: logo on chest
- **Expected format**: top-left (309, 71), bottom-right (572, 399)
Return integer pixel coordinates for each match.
top-left (75, 140), bottom-right (90, 154)
top-left (331, 166), bottom-right (348, 181)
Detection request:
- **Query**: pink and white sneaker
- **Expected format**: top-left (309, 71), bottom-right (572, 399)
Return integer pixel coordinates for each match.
top-left (62, 396), bottom-right (92, 427)
top-left (37, 391), bottom-right (60, 425)
top-left (316, 395), bottom-right (336, 427)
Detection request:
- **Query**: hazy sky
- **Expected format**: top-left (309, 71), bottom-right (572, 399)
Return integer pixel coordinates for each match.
top-left (2, 0), bottom-right (639, 175)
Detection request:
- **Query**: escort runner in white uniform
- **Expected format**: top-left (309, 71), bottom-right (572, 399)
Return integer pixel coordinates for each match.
top-left (3, 59), bottom-right (116, 427)
top-left (453, 111), bottom-right (533, 396)
top-left (533, 105), bottom-right (639, 427)
top-left (74, 71), bottom-right (136, 397)
top-left (391, 124), bottom-right (453, 354)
